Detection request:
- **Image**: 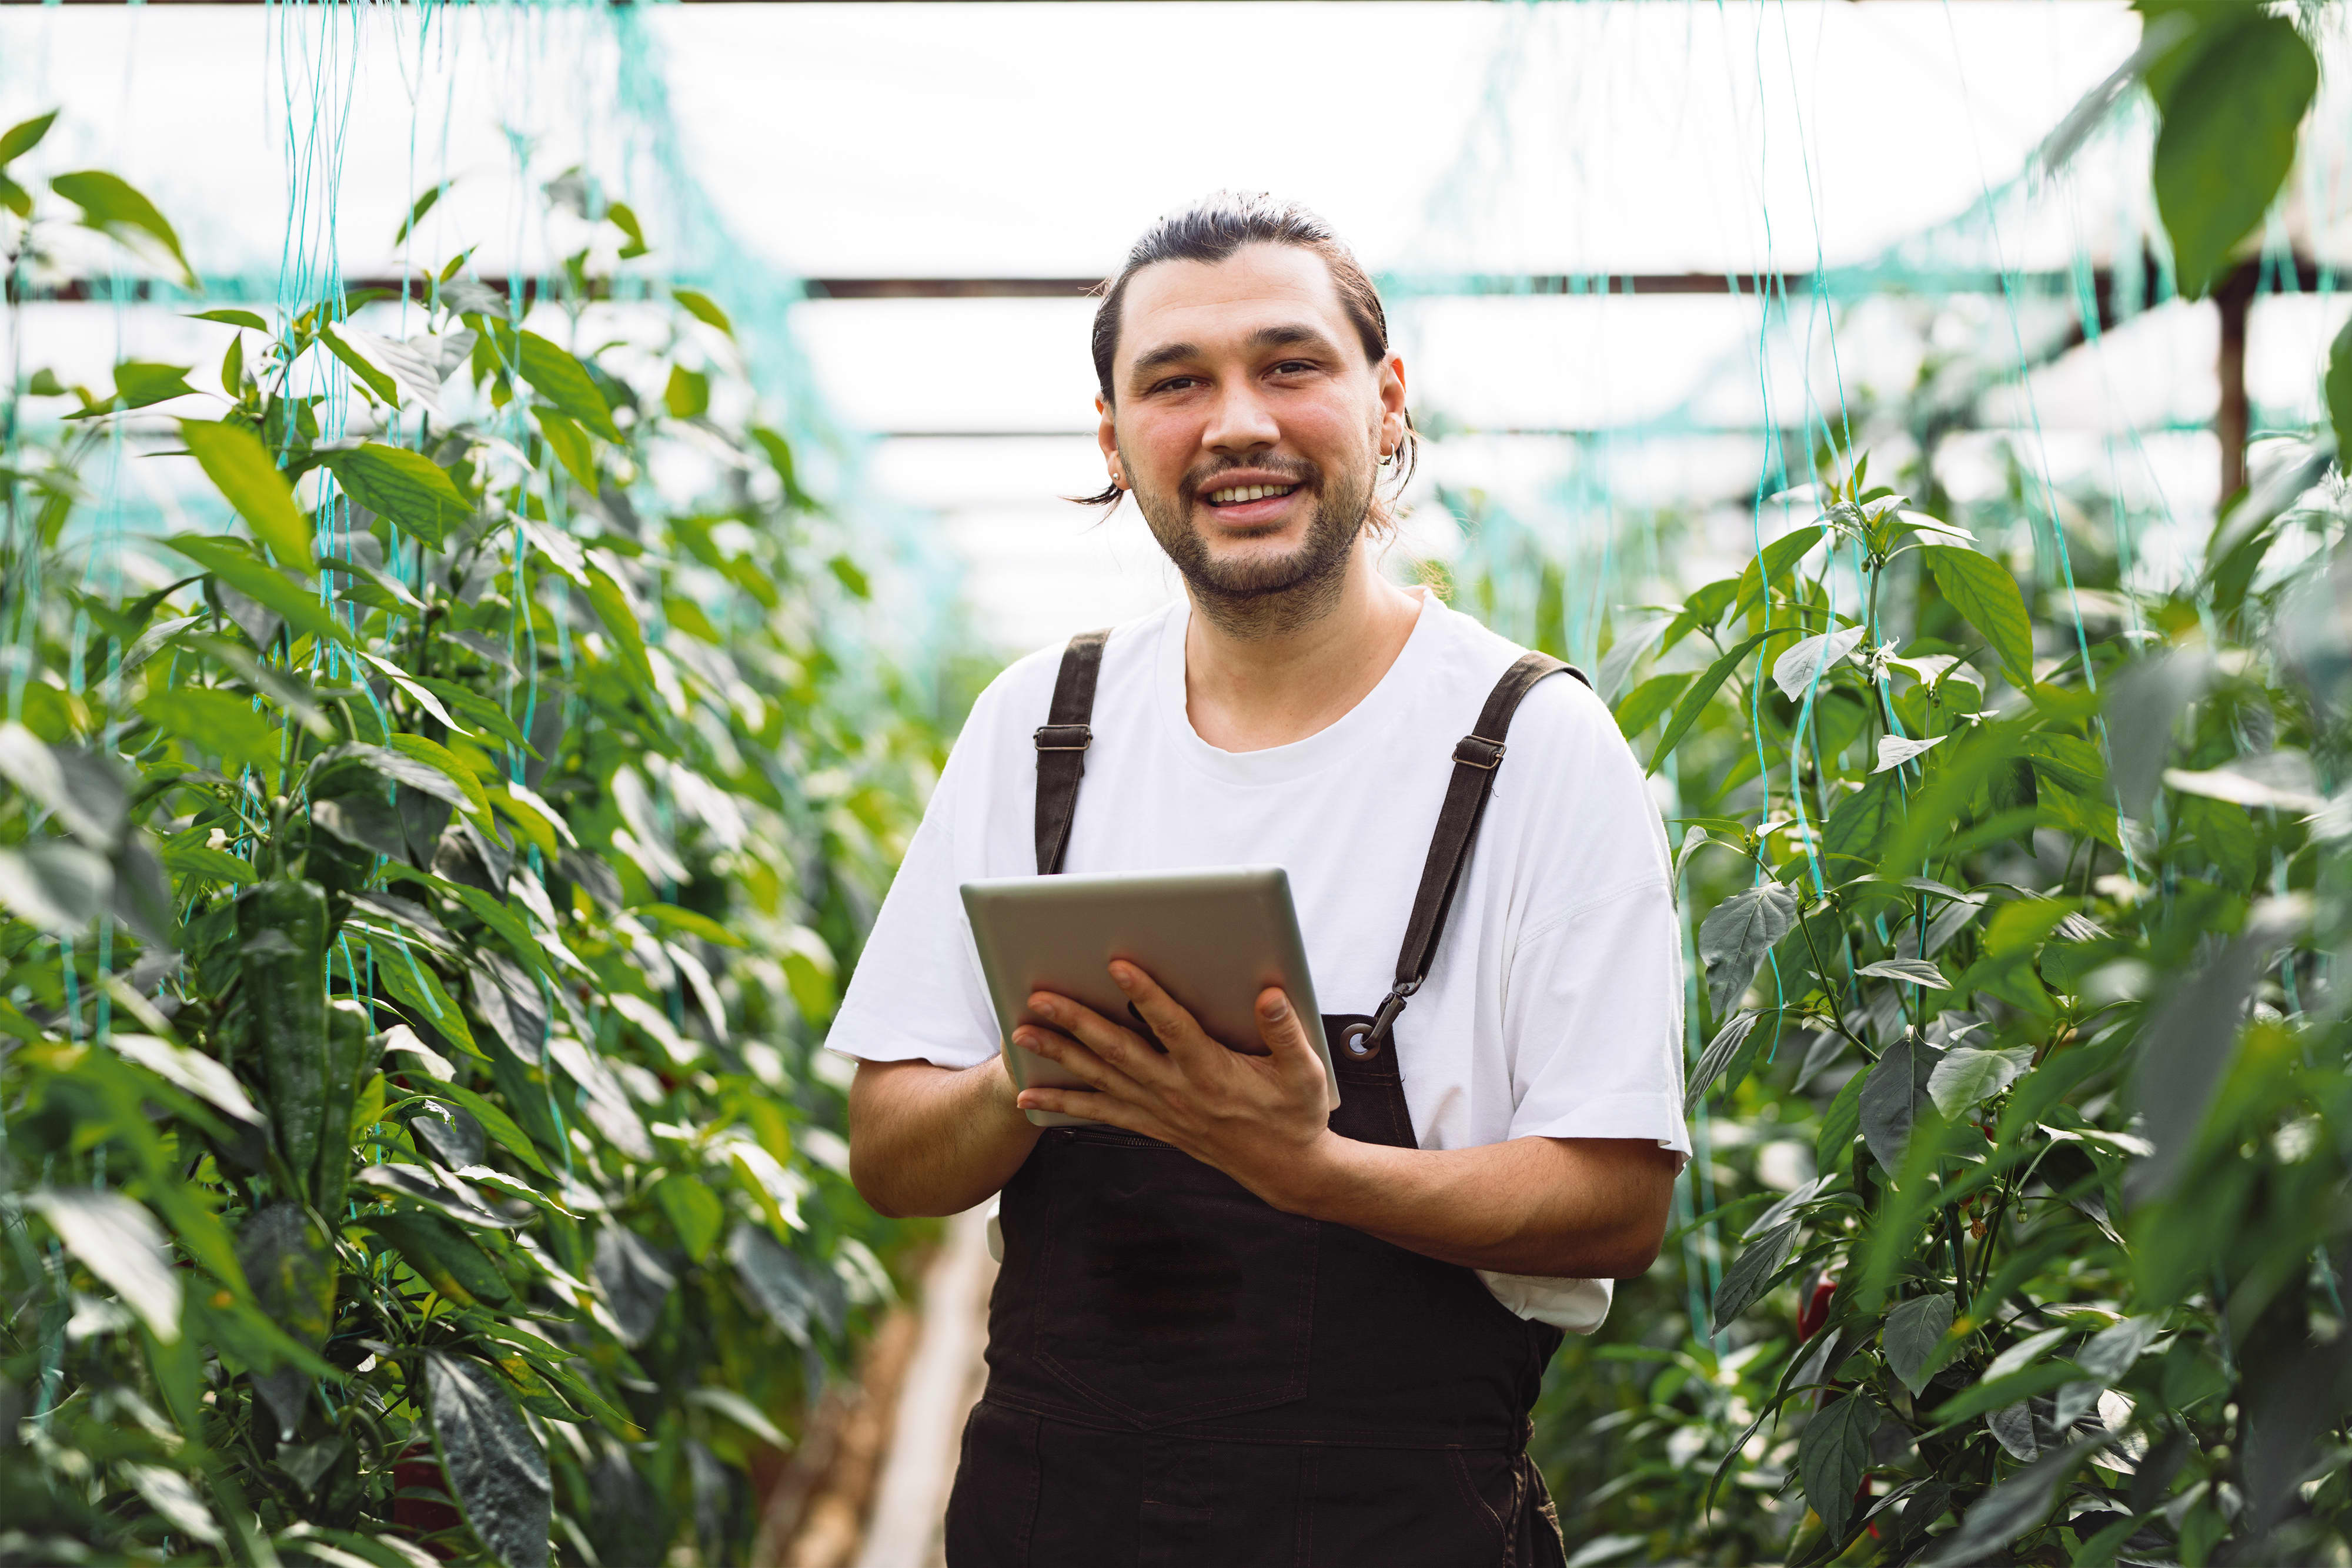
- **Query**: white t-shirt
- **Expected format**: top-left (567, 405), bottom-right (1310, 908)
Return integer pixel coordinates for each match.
top-left (828, 591), bottom-right (1690, 1332)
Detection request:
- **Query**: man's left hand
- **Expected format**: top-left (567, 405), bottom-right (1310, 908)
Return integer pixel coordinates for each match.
top-left (1013, 962), bottom-right (1335, 1206)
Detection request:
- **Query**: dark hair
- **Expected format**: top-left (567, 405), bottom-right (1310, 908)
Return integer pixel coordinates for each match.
top-left (1073, 190), bottom-right (1416, 510)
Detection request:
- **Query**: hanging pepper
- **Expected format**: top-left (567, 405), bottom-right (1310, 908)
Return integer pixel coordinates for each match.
top-left (238, 880), bottom-right (329, 1203)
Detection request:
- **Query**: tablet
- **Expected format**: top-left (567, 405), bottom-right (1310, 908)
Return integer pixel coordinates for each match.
top-left (960, 866), bottom-right (1341, 1129)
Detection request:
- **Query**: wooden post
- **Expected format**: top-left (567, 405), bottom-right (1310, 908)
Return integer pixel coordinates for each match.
top-left (2216, 263), bottom-right (2258, 505)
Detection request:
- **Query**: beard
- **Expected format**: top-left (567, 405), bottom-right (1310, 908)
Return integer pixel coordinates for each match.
top-left (1125, 451), bottom-right (1377, 638)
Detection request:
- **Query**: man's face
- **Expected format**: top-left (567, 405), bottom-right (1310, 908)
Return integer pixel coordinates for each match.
top-left (1098, 243), bottom-right (1406, 617)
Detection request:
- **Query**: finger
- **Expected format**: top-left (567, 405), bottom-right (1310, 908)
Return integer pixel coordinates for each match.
top-left (1028, 992), bottom-right (1167, 1082)
top-left (1108, 961), bottom-right (1220, 1065)
top-left (1016, 1085), bottom-right (1163, 1138)
top-left (1013, 1025), bottom-right (1138, 1099)
top-left (1254, 988), bottom-right (1334, 1103)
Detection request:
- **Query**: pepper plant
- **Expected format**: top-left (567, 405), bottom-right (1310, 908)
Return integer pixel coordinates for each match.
top-left (2, 114), bottom-right (942, 1567)
top-left (1522, 442), bottom-right (2347, 1566)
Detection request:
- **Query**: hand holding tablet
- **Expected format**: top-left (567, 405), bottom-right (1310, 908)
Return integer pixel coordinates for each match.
top-left (960, 867), bottom-right (1342, 1130)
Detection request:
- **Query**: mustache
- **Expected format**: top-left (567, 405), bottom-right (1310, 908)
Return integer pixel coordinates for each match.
top-left (1180, 457), bottom-right (1319, 500)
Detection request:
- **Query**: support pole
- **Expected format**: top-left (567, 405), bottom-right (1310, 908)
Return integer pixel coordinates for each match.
top-left (2216, 262), bottom-right (2257, 505)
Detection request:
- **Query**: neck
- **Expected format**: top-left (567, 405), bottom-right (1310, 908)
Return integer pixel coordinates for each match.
top-left (1182, 541), bottom-right (1424, 753)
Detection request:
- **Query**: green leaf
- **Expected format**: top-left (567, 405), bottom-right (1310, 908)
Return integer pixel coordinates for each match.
top-left (368, 1212), bottom-right (512, 1307)
top-left (534, 407), bottom-right (597, 491)
top-left (26, 1188), bottom-right (182, 1343)
top-left (318, 325), bottom-right (400, 406)
top-left (1646, 631), bottom-right (1773, 772)
top-left (663, 365), bottom-right (709, 420)
top-left (434, 1082), bottom-right (553, 1179)
top-left (321, 443), bottom-right (470, 547)
top-left (1915, 1433), bottom-right (2108, 1567)
top-left (161, 840), bottom-right (255, 885)
top-left (0, 109), bottom-right (58, 166)
top-left (370, 940), bottom-right (484, 1061)
top-left (397, 179), bottom-right (452, 245)
top-left (138, 688), bottom-right (278, 773)
top-left (583, 563), bottom-right (657, 694)
top-left (1612, 670), bottom-right (1690, 740)
top-left (633, 901), bottom-right (745, 949)
top-left (496, 326), bottom-right (620, 443)
top-left (1799, 1393), bottom-right (1880, 1540)
top-left (1712, 1219), bottom-right (1797, 1332)
top-left (1883, 1293), bottom-right (1956, 1395)
top-left (2327, 316), bottom-right (2352, 463)
top-left (673, 288), bottom-right (733, 337)
top-left (1859, 1031), bottom-right (1943, 1172)
top-left (607, 200), bottom-right (649, 259)
top-left (1817, 1065), bottom-right (1867, 1175)
top-left (1922, 544), bottom-right (2034, 686)
top-left (1926, 1046), bottom-right (2034, 1118)
top-left (2150, 13), bottom-right (2317, 300)
top-left (652, 1172), bottom-right (725, 1263)
top-left (1684, 1011), bottom-right (1759, 1116)
top-left (728, 1223), bottom-right (838, 1345)
top-left (86, 360), bottom-right (198, 414)
top-left (185, 307), bottom-right (269, 333)
top-left (1698, 881), bottom-right (1799, 1017)
top-left (425, 1351), bottom-right (552, 1568)
top-left (179, 420), bottom-right (312, 569)
top-left (386, 732), bottom-right (492, 821)
top-left (1732, 523), bottom-right (1826, 622)
top-left (51, 169), bottom-right (192, 284)
top-left (165, 535), bottom-right (354, 649)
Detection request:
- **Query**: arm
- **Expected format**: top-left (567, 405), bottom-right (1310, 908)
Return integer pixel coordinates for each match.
top-left (1291, 1133), bottom-right (1675, 1278)
top-left (847, 1055), bottom-right (1041, 1219)
top-left (1013, 964), bottom-right (1677, 1279)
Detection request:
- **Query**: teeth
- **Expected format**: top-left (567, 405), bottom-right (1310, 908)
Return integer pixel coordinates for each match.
top-left (1208, 484), bottom-right (1296, 504)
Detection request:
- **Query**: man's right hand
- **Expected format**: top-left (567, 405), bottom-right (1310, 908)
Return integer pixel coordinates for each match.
top-left (847, 1054), bottom-right (1043, 1218)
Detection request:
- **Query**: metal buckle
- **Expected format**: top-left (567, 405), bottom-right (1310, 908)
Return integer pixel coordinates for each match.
top-left (1342, 987), bottom-right (1415, 1061)
top-left (1034, 724), bottom-right (1091, 752)
top-left (1452, 734), bottom-right (1506, 769)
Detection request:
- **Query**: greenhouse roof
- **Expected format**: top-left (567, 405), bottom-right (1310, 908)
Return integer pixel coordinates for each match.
top-left (3, 1), bottom-right (2347, 649)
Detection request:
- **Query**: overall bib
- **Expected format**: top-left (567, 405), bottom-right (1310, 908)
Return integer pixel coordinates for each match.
top-left (945, 631), bottom-right (1587, 1567)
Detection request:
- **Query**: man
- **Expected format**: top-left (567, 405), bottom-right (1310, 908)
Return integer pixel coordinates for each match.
top-left (835, 192), bottom-right (1688, 1567)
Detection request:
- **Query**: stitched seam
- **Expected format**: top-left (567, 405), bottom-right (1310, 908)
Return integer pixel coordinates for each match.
top-left (1511, 874), bottom-right (1669, 951)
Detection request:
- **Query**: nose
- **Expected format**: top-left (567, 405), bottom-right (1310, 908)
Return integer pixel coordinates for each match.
top-left (1201, 379), bottom-right (1280, 456)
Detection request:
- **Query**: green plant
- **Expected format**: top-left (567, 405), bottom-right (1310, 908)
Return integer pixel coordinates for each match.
top-left (2, 113), bottom-right (943, 1567)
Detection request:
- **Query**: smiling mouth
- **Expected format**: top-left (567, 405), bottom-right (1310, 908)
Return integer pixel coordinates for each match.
top-left (1203, 483), bottom-right (1299, 507)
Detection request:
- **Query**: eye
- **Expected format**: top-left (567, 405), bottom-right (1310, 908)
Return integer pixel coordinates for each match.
top-left (1267, 359), bottom-right (1318, 376)
top-left (1147, 375), bottom-right (1202, 395)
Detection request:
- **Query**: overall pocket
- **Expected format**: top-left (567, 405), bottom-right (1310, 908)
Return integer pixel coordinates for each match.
top-left (1029, 1129), bottom-right (1317, 1427)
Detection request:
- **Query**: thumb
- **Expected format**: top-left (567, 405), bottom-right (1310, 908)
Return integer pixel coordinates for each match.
top-left (1255, 988), bottom-right (1314, 1064)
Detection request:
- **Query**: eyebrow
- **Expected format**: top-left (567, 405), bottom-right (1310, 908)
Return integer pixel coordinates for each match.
top-left (1125, 323), bottom-right (1343, 387)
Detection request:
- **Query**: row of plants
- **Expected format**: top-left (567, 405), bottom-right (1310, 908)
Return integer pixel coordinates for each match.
top-left (1486, 6), bottom-right (2351, 1563)
top-left (2, 111), bottom-right (947, 1566)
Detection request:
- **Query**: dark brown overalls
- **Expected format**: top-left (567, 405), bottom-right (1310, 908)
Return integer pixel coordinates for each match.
top-left (945, 631), bottom-right (1586, 1567)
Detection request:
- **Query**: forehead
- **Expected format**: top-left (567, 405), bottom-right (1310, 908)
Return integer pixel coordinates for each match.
top-left (1114, 243), bottom-right (1357, 372)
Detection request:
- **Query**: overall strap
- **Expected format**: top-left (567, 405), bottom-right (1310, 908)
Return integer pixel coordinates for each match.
top-left (1348, 651), bottom-right (1591, 1059)
top-left (1034, 629), bottom-right (1111, 875)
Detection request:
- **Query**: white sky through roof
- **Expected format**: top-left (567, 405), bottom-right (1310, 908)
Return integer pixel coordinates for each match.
top-left (2, 2), bottom-right (2345, 652)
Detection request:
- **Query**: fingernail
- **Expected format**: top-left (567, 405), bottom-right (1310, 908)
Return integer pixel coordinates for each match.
top-left (1263, 994), bottom-right (1289, 1020)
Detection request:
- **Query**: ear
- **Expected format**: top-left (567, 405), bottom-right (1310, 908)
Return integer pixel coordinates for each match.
top-left (1095, 395), bottom-right (1122, 486)
top-left (1377, 355), bottom-right (1408, 455)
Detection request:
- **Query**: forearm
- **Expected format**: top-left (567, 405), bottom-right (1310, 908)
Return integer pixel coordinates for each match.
top-left (847, 1056), bottom-right (1041, 1219)
top-left (1273, 1133), bottom-right (1677, 1279)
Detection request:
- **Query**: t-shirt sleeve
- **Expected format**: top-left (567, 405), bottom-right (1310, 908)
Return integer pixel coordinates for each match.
top-left (823, 706), bottom-right (1003, 1071)
top-left (1503, 878), bottom-right (1690, 1159)
top-left (1499, 679), bottom-right (1690, 1159)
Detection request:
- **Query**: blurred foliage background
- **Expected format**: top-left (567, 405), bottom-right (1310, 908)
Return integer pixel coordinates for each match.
top-left (4, 3), bottom-right (2352, 1567)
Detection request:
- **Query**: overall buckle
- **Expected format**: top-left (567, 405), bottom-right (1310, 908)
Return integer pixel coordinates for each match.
top-left (1034, 724), bottom-right (1092, 752)
top-left (1452, 734), bottom-right (1506, 769)
top-left (1341, 986), bottom-right (1416, 1061)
